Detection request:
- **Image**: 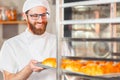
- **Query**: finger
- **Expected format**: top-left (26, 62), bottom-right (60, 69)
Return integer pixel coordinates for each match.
top-left (32, 67), bottom-right (44, 72)
top-left (31, 59), bottom-right (38, 64)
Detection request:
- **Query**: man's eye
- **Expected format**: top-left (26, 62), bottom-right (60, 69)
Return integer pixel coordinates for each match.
top-left (41, 13), bottom-right (46, 16)
top-left (30, 14), bottom-right (38, 17)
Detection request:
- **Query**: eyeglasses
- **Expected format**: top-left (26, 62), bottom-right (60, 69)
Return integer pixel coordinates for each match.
top-left (27, 12), bottom-right (49, 20)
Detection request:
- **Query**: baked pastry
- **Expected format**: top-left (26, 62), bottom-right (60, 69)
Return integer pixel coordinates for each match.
top-left (42, 57), bottom-right (56, 68)
top-left (80, 63), bottom-right (104, 76)
top-left (42, 58), bottom-right (120, 76)
top-left (64, 61), bottom-right (83, 72)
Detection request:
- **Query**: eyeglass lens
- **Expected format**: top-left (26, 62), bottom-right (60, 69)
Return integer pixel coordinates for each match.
top-left (28, 12), bottom-right (49, 20)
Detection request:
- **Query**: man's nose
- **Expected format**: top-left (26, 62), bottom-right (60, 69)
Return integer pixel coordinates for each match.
top-left (37, 16), bottom-right (43, 22)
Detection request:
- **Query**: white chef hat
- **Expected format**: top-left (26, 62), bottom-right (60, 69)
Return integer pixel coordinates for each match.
top-left (22, 0), bottom-right (50, 14)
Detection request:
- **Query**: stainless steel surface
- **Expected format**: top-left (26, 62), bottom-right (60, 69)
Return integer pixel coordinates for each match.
top-left (36, 63), bottom-right (54, 69)
top-left (93, 42), bottom-right (110, 58)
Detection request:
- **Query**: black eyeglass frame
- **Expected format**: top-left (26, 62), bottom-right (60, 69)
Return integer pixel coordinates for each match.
top-left (26, 12), bottom-right (49, 20)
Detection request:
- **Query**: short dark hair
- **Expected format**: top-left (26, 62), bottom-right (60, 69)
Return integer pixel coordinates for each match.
top-left (25, 10), bottom-right (29, 14)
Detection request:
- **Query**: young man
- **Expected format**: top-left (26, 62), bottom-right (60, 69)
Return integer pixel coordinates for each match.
top-left (0, 0), bottom-right (70, 80)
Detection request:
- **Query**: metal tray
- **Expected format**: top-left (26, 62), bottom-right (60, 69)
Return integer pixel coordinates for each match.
top-left (64, 71), bottom-right (120, 80)
top-left (62, 56), bottom-right (120, 80)
top-left (36, 63), bottom-right (54, 69)
top-left (36, 60), bottom-right (120, 80)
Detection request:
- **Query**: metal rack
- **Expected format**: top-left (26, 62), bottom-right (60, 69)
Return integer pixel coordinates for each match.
top-left (56, 0), bottom-right (120, 80)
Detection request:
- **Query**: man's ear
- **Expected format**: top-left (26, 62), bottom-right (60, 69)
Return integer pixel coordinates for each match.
top-left (22, 13), bottom-right (27, 21)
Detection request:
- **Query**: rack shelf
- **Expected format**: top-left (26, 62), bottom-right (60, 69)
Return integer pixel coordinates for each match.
top-left (61, 18), bottom-right (120, 25)
top-left (62, 56), bottom-right (120, 61)
top-left (63, 38), bottom-right (120, 42)
top-left (0, 21), bottom-right (26, 24)
top-left (62, 0), bottom-right (120, 8)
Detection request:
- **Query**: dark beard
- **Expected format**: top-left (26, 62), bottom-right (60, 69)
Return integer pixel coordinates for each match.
top-left (29, 22), bottom-right (47, 35)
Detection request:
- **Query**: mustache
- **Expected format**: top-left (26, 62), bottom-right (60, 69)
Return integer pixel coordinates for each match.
top-left (36, 22), bottom-right (42, 24)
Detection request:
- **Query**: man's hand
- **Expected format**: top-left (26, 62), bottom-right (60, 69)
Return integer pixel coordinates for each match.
top-left (28, 60), bottom-right (44, 72)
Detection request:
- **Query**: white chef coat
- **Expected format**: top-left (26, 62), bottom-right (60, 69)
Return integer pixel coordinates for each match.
top-left (0, 28), bottom-right (70, 80)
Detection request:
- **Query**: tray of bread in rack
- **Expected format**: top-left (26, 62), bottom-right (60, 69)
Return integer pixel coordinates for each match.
top-left (37, 57), bottom-right (120, 80)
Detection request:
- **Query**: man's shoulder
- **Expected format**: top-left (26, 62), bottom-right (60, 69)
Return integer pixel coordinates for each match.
top-left (5, 32), bottom-right (25, 43)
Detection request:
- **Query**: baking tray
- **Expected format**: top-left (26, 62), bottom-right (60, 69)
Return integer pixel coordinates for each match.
top-left (62, 56), bottom-right (120, 80)
top-left (36, 61), bottom-right (120, 80)
top-left (36, 63), bottom-right (120, 80)
top-left (63, 70), bottom-right (120, 80)
top-left (36, 63), bottom-right (55, 69)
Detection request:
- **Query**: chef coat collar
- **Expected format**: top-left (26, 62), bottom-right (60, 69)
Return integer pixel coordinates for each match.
top-left (25, 28), bottom-right (47, 40)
